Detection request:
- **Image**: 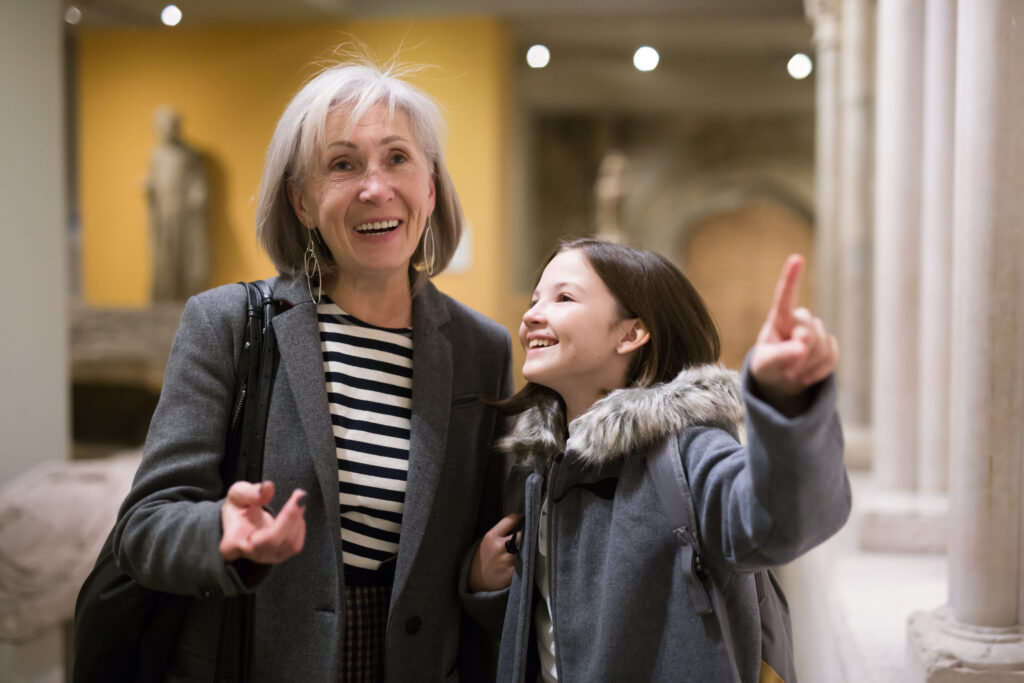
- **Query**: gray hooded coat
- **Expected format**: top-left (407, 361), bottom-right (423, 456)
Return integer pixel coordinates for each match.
top-left (469, 364), bottom-right (850, 682)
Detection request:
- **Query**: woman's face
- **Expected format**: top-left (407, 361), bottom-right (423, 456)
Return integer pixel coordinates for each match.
top-left (520, 249), bottom-right (644, 417)
top-left (289, 104), bottom-right (436, 286)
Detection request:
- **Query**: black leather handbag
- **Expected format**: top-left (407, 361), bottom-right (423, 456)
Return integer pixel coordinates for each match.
top-left (72, 280), bottom-right (283, 682)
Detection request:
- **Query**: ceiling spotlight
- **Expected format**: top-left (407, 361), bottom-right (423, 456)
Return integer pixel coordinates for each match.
top-left (526, 45), bottom-right (550, 69)
top-left (633, 46), bottom-right (659, 72)
top-left (65, 6), bottom-right (82, 25)
top-left (787, 53), bottom-right (813, 80)
top-left (161, 4), bottom-right (182, 27)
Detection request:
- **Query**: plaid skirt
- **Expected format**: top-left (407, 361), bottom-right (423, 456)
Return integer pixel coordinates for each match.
top-left (342, 583), bottom-right (393, 682)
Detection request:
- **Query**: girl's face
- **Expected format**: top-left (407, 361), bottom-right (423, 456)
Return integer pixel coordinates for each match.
top-left (289, 104), bottom-right (436, 288)
top-left (520, 248), bottom-right (647, 420)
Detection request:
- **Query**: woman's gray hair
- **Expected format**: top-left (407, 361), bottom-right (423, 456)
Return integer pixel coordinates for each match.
top-left (256, 55), bottom-right (463, 294)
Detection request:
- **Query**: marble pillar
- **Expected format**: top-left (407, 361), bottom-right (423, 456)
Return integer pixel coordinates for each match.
top-left (871, 0), bottom-right (924, 492)
top-left (807, 0), bottom-right (841, 333)
top-left (916, 0), bottom-right (956, 495)
top-left (836, 0), bottom-right (875, 432)
top-left (0, 0), bottom-right (70, 680)
top-left (858, 0), bottom-right (947, 554)
top-left (907, 0), bottom-right (1024, 678)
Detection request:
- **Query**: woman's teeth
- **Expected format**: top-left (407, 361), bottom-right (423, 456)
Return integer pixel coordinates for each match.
top-left (528, 339), bottom-right (555, 349)
top-left (355, 219), bottom-right (400, 234)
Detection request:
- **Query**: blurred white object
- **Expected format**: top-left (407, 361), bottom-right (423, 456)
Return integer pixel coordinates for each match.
top-left (0, 452), bottom-right (141, 643)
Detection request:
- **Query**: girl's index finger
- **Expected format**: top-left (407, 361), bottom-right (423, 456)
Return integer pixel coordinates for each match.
top-left (769, 254), bottom-right (805, 333)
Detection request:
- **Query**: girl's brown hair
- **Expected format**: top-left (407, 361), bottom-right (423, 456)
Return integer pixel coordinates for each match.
top-left (500, 238), bottom-right (721, 415)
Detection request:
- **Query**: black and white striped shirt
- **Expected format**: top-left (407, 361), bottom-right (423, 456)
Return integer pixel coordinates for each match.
top-left (318, 299), bottom-right (412, 572)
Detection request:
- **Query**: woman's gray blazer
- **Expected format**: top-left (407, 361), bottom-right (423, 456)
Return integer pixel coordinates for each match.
top-left (112, 276), bottom-right (513, 682)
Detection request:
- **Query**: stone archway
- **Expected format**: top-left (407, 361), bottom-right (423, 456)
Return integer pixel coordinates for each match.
top-left (681, 199), bottom-right (815, 370)
top-left (624, 163), bottom-right (816, 369)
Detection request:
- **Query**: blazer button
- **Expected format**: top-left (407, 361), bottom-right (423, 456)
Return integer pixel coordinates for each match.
top-left (405, 616), bottom-right (422, 634)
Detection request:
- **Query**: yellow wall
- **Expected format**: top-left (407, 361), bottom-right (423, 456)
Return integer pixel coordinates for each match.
top-left (78, 18), bottom-right (513, 323)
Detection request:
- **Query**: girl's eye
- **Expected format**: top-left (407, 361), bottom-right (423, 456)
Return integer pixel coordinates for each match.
top-left (557, 293), bottom-right (574, 303)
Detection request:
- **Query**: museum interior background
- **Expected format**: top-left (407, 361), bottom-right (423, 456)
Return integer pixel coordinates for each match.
top-left (2, 0), bottom-right (1022, 681)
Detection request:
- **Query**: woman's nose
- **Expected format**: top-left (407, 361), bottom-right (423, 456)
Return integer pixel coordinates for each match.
top-left (358, 168), bottom-right (392, 203)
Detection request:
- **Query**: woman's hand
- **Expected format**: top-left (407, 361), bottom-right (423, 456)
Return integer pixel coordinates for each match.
top-left (749, 255), bottom-right (839, 417)
top-left (468, 513), bottom-right (523, 593)
top-left (219, 481), bottom-right (307, 564)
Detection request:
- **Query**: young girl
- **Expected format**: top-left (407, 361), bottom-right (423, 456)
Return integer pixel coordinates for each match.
top-left (463, 238), bottom-right (850, 682)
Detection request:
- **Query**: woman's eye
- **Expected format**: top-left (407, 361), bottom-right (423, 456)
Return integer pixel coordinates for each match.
top-left (557, 294), bottom-right (574, 302)
top-left (390, 152), bottom-right (408, 165)
top-left (330, 159), bottom-right (353, 172)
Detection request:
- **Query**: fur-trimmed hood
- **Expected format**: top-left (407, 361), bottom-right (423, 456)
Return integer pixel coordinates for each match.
top-left (498, 364), bottom-right (745, 468)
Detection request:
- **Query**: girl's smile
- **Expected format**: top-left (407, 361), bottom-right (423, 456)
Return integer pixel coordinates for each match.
top-left (520, 248), bottom-right (648, 422)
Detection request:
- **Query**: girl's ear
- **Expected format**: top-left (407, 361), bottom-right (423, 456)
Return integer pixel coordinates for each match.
top-left (616, 319), bottom-right (651, 356)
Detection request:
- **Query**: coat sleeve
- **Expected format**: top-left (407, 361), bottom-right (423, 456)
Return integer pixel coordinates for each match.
top-left (681, 359), bottom-right (851, 570)
top-left (111, 285), bottom-right (267, 598)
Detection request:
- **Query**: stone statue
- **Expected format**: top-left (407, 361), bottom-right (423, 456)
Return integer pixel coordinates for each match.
top-left (145, 106), bottom-right (209, 301)
top-left (594, 148), bottom-right (630, 242)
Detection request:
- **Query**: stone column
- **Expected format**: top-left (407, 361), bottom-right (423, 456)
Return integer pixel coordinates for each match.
top-left (916, 0), bottom-right (956, 495)
top-left (907, 0), bottom-right (1024, 678)
top-left (806, 0), bottom-right (841, 333)
top-left (858, 0), bottom-right (947, 554)
top-left (870, 0), bottom-right (924, 491)
top-left (836, 0), bottom-right (875, 432)
top-left (0, 0), bottom-right (70, 679)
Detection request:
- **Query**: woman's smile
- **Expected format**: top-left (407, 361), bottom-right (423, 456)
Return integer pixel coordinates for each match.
top-left (289, 103), bottom-right (436, 289)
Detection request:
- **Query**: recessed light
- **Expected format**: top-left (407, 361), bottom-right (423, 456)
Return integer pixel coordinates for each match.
top-left (633, 46), bottom-right (659, 72)
top-left (526, 44), bottom-right (551, 69)
top-left (787, 53), bottom-right (813, 79)
top-left (161, 5), bottom-right (182, 27)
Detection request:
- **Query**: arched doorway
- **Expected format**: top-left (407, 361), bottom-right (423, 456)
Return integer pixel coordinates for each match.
top-left (681, 199), bottom-right (815, 370)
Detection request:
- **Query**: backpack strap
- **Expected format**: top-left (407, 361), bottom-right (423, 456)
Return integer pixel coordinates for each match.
top-left (646, 434), bottom-right (743, 683)
top-left (646, 434), bottom-right (713, 616)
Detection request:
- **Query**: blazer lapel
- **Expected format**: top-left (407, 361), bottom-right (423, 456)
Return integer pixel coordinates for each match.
top-left (268, 278), bottom-right (343, 557)
top-left (393, 283), bottom-right (452, 597)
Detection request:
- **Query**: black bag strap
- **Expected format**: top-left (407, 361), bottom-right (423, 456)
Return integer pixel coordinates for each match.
top-left (224, 280), bottom-right (281, 484)
top-left (646, 435), bottom-right (743, 683)
top-left (217, 279), bottom-right (284, 681)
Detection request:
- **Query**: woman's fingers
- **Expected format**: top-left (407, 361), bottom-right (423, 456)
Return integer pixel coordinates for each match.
top-left (247, 489), bottom-right (308, 563)
top-left (226, 480), bottom-right (274, 508)
top-left (220, 485), bottom-right (307, 564)
top-left (220, 500), bottom-right (267, 561)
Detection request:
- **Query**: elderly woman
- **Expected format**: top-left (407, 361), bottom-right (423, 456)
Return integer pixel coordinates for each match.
top-left (112, 58), bottom-right (512, 681)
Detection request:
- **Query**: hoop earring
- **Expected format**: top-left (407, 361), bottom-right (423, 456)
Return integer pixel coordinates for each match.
top-left (304, 229), bottom-right (322, 305)
top-left (423, 219), bottom-right (436, 278)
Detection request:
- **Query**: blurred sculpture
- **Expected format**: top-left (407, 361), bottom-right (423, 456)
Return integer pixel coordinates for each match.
top-left (594, 148), bottom-right (630, 242)
top-left (145, 106), bottom-right (209, 301)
